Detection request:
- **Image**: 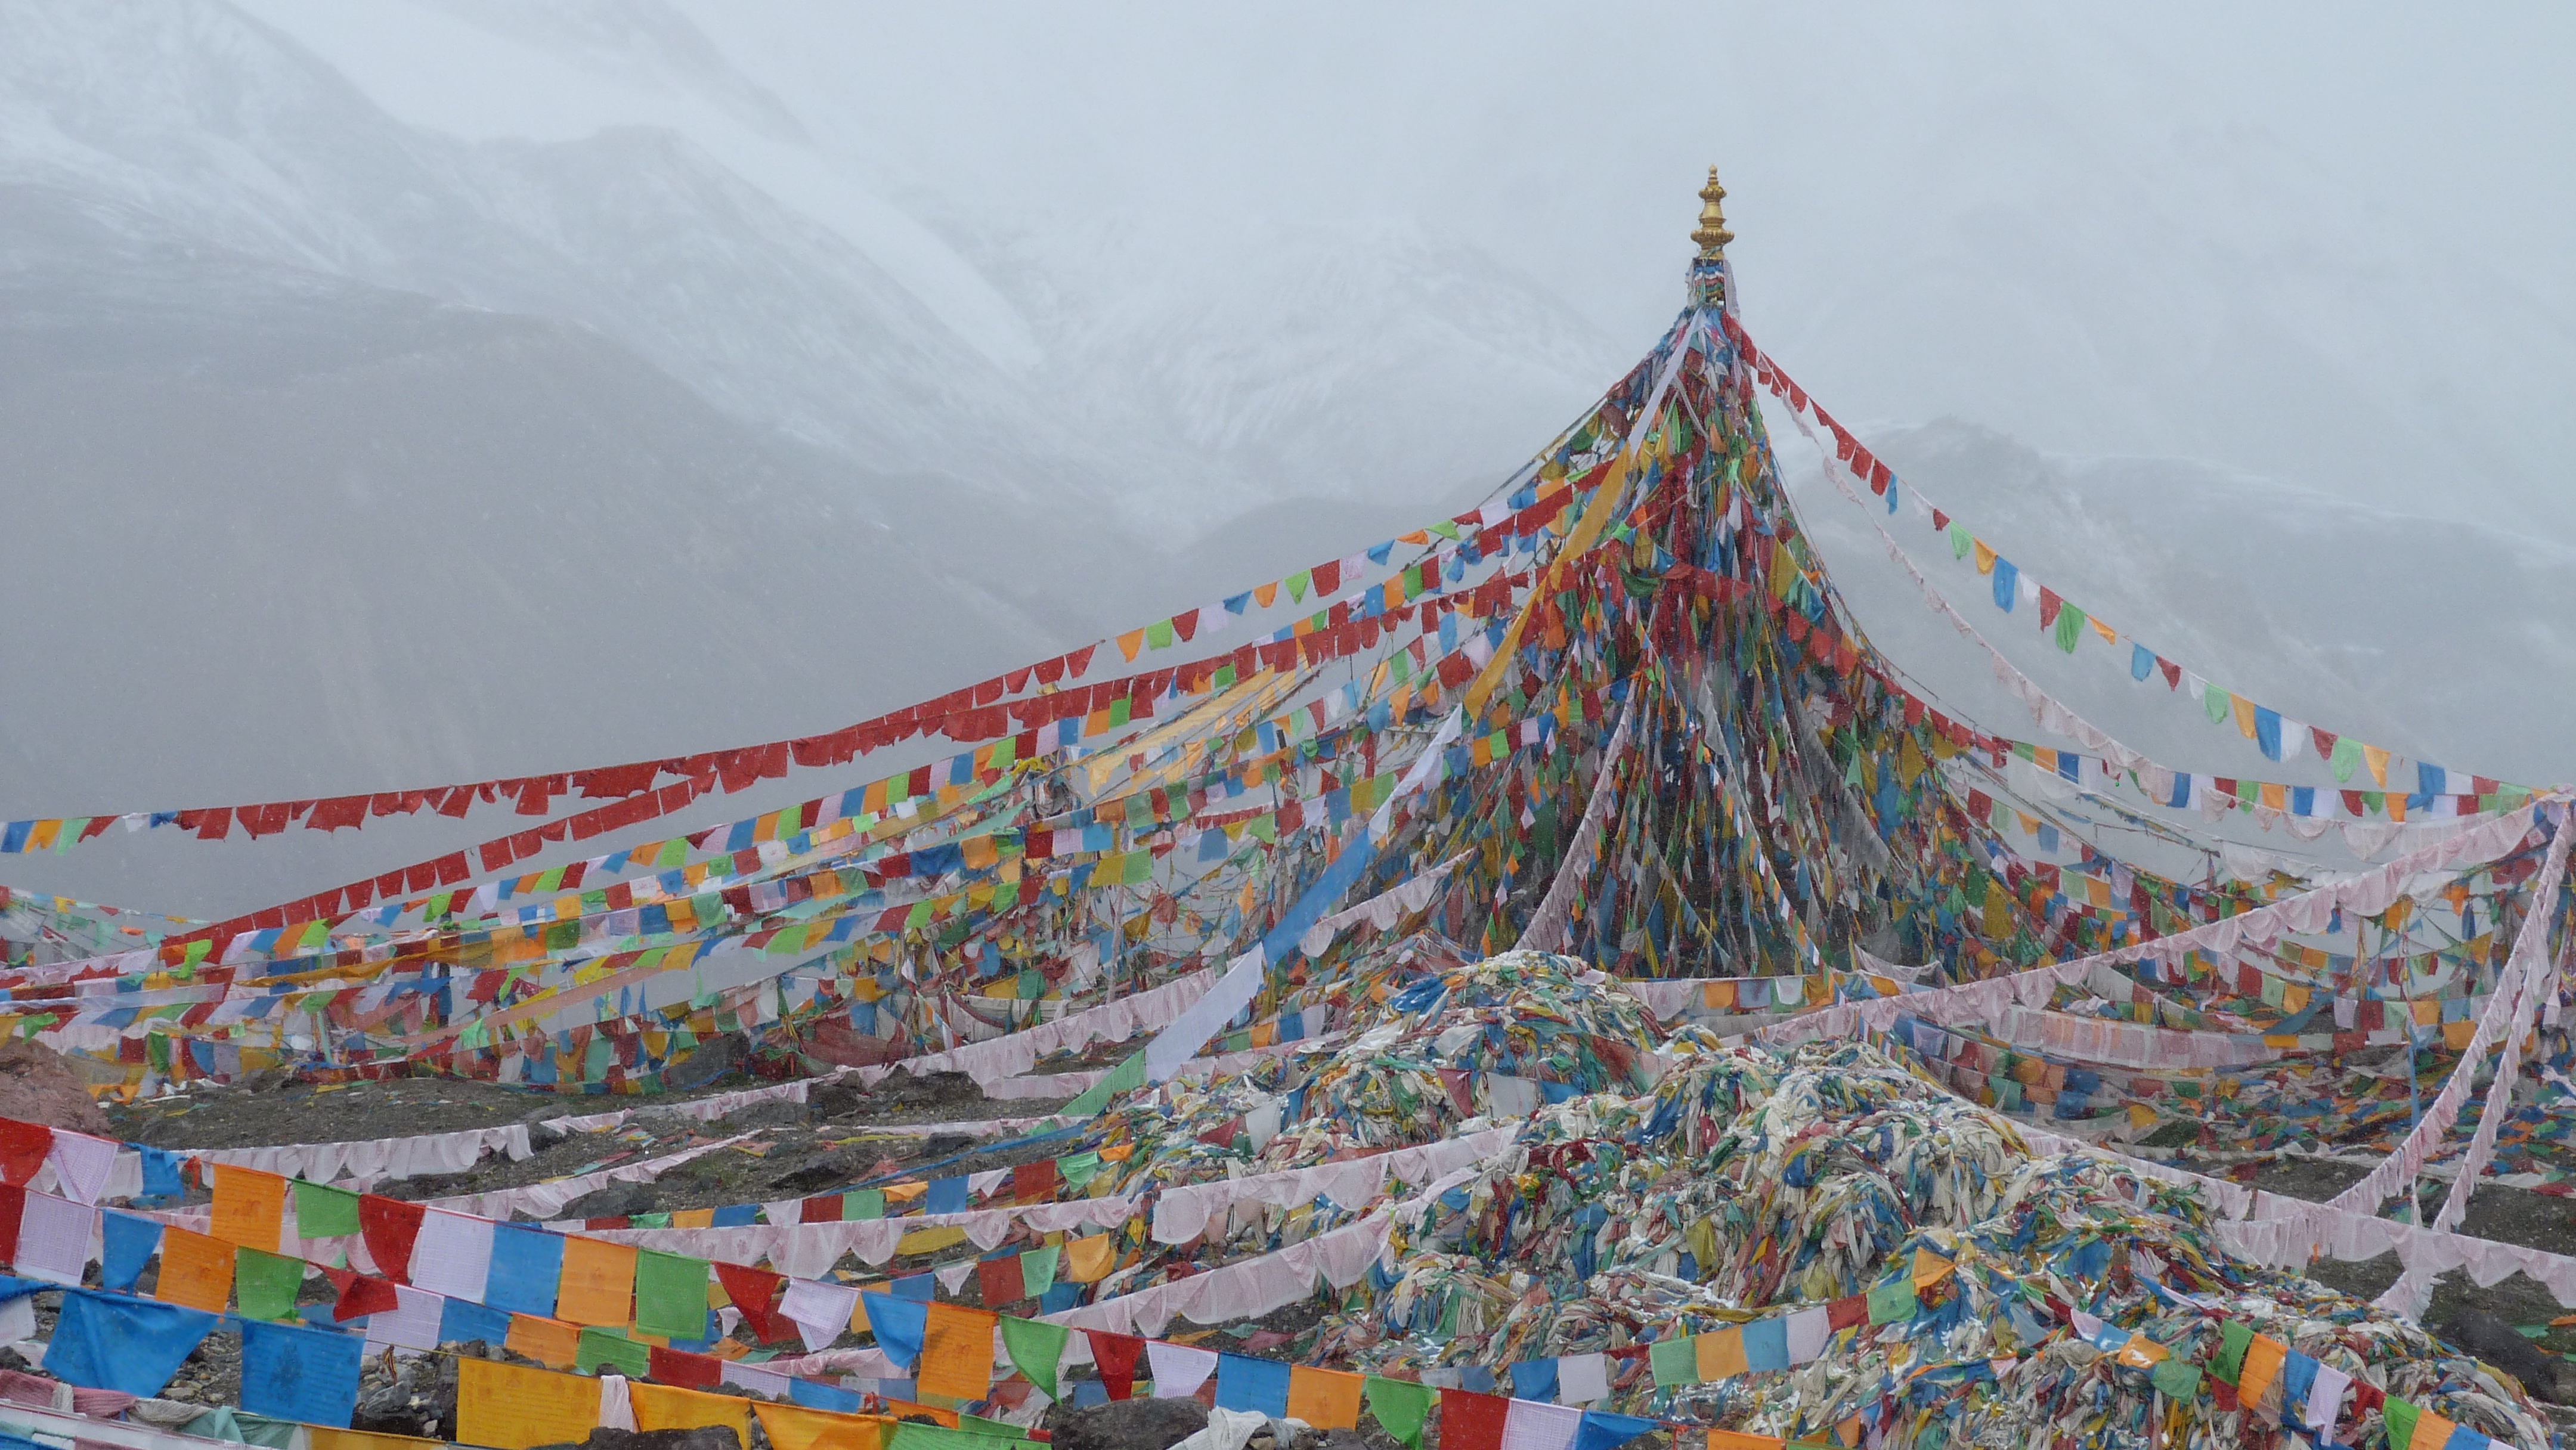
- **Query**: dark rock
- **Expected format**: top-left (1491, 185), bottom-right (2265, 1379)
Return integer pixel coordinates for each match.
top-left (2438, 1308), bottom-right (2576, 1403)
top-left (561, 1181), bottom-right (662, 1219)
top-left (918, 1133), bottom-right (975, 1158)
top-left (881, 1069), bottom-right (983, 1108)
top-left (662, 1034), bottom-right (751, 1092)
top-left (710, 1099), bottom-right (809, 1129)
top-left (1049, 1396), bottom-right (1209, 1450)
top-left (766, 1146), bottom-right (869, 1195)
top-left (809, 1080), bottom-right (871, 1119)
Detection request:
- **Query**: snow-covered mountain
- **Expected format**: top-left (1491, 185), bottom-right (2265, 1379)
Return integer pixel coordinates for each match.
top-left (2, 0), bottom-right (2570, 916)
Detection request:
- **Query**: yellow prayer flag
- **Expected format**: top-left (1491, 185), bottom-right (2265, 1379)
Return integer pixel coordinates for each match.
top-left (555, 1236), bottom-right (638, 1326)
top-left (2408, 1412), bottom-right (2459, 1450)
top-left (309, 1429), bottom-right (445, 1450)
top-left (1285, 1365), bottom-right (1364, 1430)
top-left (917, 1304), bottom-right (997, 1401)
top-left (1694, 1326), bottom-right (1749, 1381)
top-left (2231, 694), bottom-right (2258, 739)
top-left (1708, 1432), bottom-right (1788, 1450)
top-left (2112, 1334), bottom-right (2168, 1369)
top-left (631, 1381), bottom-right (753, 1440)
top-left (506, 1315), bottom-right (583, 1370)
top-left (753, 1402), bottom-right (889, 1450)
top-left (1972, 539), bottom-right (1997, 575)
top-left (2238, 1334), bottom-right (2286, 1411)
top-left (1063, 1234), bottom-right (1116, 1282)
top-left (154, 1226), bottom-right (234, 1313)
top-left (1911, 1247), bottom-right (1954, 1290)
top-left (209, 1164), bottom-right (286, 1252)
top-left (2363, 742), bottom-right (2390, 788)
top-left (457, 1357), bottom-right (601, 1450)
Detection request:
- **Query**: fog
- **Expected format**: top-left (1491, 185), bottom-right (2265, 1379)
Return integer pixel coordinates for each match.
top-left (2, 1), bottom-right (2570, 915)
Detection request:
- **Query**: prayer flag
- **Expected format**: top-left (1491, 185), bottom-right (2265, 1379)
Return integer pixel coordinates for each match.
top-left (630, 1381), bottom-right (751, 1442)
top-left (1215, 1353), bottom-right (1290, 1417)
top-left (634, 1250), bottom-right (711, 1339)
top-left (1364, 1376), bottom-right (1431, 1449)
top-left (1001, 1315), bottom-right (1067, 1400)
top-left (1286, 1365), bottom-right (1363, 1429)
top-left (1085, 1330), bottom-right (1143, 1399)
top-left (861, 1291), bottom-right (929, 1371)
top-left (754, 1401), bottom-right (890, 1450)
top-left (234, 1246), bottom-right (305, 1321)
top-left (917, 1304), bottom-right (996, 1401)
top-left (1438, 1388), bottom-right (1510, 1450)
top-left (555, 1235), bottom-right (637, 1325)
top-left (457, 1356), bottom-right (602, 1450)
top-left (408, 1209), bottom-right (497, 1304)
top-left (240, 1319), bottom-right (364, 1427)
top-left (210, 1165), bottom-right (287, 1253)
top-left (293, 1180), bottom-right (361, 1240)
top-left (46, 1289), bottom-right (215, 1397)
top-left (155, 1226), bottom-right (235, 1313)
top-left (485, 1225), bottom-right (565, 1318)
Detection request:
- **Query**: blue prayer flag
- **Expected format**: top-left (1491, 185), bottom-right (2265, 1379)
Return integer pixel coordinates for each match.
top-left (101, 1213), bottom-right (163, 1292)
top-left (1213, 1355), bottom-right (1291, 1417)
top-left (1575, 1411), bottom-right (1661, 1450)
top-left (1507, 1358), bottom-right (1558, 1403)
top-left (2131, 643), bottom-right (2154, 681)
top-left (789, 1376), bottom-right (863, 1412)
top-left (240, 1319), bottom-right (365, 1428)
top-left (47, 1290), bottom-right (216, 1398)
top-left (1743, 1316), bottom-right (1790, 1372)
top-left (860, 1293), bottom-right (928, 1370)
top-left (925, 1177), bottom-right (969, 1214)
top-left (440, 1297), bottom-right (512, 1348)
top-left (485, 1225), bottom-right (565, 1318)
top-left (1992, 559), bottom-right (2018, 612)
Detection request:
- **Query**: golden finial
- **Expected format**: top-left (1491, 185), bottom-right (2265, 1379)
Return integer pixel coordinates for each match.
top-left (1691, 165), bottom-right (1733, 258)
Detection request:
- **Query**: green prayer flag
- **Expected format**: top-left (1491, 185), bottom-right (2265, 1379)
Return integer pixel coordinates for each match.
top-left (891, 1426), bottom-right (1021, 1450)
top-left (846, 1189), bottom-right (886, 1220)
top-left (1362, 1375), bottom-right (1432, 1449)
top-left (1146, 619), bottom-right (1174, 650)
top-left (1866, 1278), bottom-right (1918, 1325)
top-left (1103, 1052), bottom-right (1147, 1095)
top-left (632, 1250), bottom-right (710, 1339)
top-left (2213, 1320), bottom-right (2253, 1384)
top-left (1648, 1334), bottom-right (1700, 1387)
top-left (1057, 1152), bottom-right (1103, 1190)
top-left (999, 1315), bottom-right (1067, 1400)
top-left (2329, 735), bottom-right (2363, 783)
top-left (233, 1247), bottom-right (304, 1322)
top-left (1120, 850), bottom-right (1152, 887)
top-left (2055, 603), bottom-right (2086, 654)
top-left (292, 1179), bottom-right (360, 1240)
top-left (576, 1326), bottom-right (653, 1378)
top-left (2203, 685), bottom-right (2232, 724)
top-left (2148, 1358), bottom-right (2202, 1400)
top-left (956, 1416), bottom-right (1026, 1439)
top-left (2382, 1396), bottom-right (2418, 1448)
top-left (1018, 1245), bottom-right (1060, 1297)
top-left (1949, 522), bottom-right (1972, 559)
top-left (1286, 570), bottom-right (1311, 601)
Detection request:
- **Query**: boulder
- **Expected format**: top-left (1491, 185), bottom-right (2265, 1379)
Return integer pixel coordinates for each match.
top-left (1049, 1396), bottom-right (1210, 1450)
top-left (0, 1040), bottom-right (112, 1133)
top-left (661, 1034), bottom-right (750, 1092)
top-left (560, 1181), bottom-right (661, 1219)
top-left (536, 1429), bottom-right (741, 1450)
top-left (2438, 1309), bottom-right (2576, 1404)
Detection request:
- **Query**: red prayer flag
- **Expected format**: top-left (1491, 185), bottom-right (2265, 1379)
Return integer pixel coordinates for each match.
top-left (1827, 1294), bottom-right (1868, 1331)
top-left (1085, 1331), bottom-right (1143, 1400)
top-left (320, 1266), bottom-right (401, 1321)
top-left (976, 1254), bottom-right (1025, 1308)
top-left (1013, 1160), bottom-right (1058, 1206)
top-left (1438, 1389), bottom-right (1509, 1450)
top-left (715, 1263), bottom-right (792, 1344)
top-left (0, 1122), bottom-right (51, 1185)
top-left (648, 1345), bottom-right (724, 1389)
top-left (357, 1195), bottom-right (426, 1282)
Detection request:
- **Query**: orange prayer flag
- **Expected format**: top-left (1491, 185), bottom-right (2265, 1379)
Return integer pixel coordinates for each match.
top-left (1695, 1326), bottom-right (1749, 1381)
top-left (555, 1235), bottom-right (638, 1326)
top-left (751, 1402), bottom-right (891, 1450)
top-left (878, 1400), bottom-right (957, 1428)
top-left (505, 1315), bottom-right (583, 1370)
top-left (2238, 1334), bottom-right (2287, 1412)
top-left (630, 1381), bottom-right (753, 1440)
top-left (1062, 1234), bottom-right (1116, 1282)
top-left (209, 1164), bottom-right (287, 1252)
top-left (1708, 1431), bottom-right (1787, 1450)
top-left (154, 1226), bottom-right (235, 1313)
top-left (1285, 1365), bottom-right (1364, 1430)
top-left (456, 1357), bottom-right (601, 1450)
top-left (917, 1304), bottom-right (997, 1402)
